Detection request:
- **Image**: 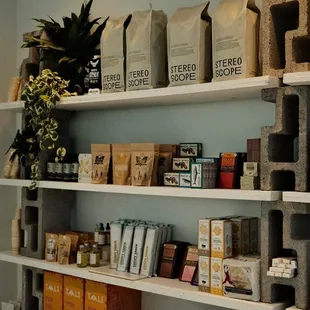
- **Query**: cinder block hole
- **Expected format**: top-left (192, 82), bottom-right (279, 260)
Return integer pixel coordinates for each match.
top-left (270, 1), bottom-right (299, 69)
top-left (35, 272), bottom-right (43, 293)
top-left (271, 171), bottom-right (295, 191)
top-left (26, 188), bottom-right (38, 201)
top-left (271, 284), bottom-right (295, 304)
top-left (25, 269), bottom-right (39, 310)
top-left (294, 37), bottom-right (310, 64)
top-left (25, 206), bottom-right (38, 225)
top-left (269, 210), bottom-right (283, 256)
top-left (291, 214), bottom-right (310, 240)
top-left (30, 225), bottom-right (38, 252)
top-left (268, 95), bottom-right (299, 163)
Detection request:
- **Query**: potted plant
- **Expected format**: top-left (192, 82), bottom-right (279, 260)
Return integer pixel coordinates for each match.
top-left (22, 0), bottom-right (108, 94)
top-left (7, 69), bottom-right (75, 189)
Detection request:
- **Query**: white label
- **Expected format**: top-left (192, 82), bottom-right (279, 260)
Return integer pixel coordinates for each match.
top-left (71, 163), bottom-right (79, 174)
top-left (47, 163), bottom-right (55, 173)
top-left (94, 232), bottom-right (99, 243)
top-left (63, 163), bottom-right (71, 174)
top-left (90, 253), bottom-right (97, 265)
top-left (55, 163), bottom-right (63, 174)
top-left (77, 253), bottom-right (82, 265)
top-left (98, 234), bottom-right (105, 246)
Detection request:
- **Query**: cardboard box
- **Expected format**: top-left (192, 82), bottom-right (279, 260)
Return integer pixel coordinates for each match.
top-left (64, 276), bottom-right (84, 310)
top-left (44, 271), bottom-right (63, 310)
top-left (211, 220), bottom-right (232, 258)
top-left (210, 257), bottom-right (223, 295)
top-left (198, 256), bottom-right (210, 293)
top-left (85, 280), bottom-right (141, 310)
top-left (198, 218), bottom-right (218, 256)
top-left (231, 217), bottom-right (250, 256)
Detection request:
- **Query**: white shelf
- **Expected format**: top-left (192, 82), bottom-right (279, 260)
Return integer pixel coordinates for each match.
top-left (0, 76), bottom-right (279, 112)
top-left (0, 179), bottom-right (282, 201)
top-left (283, 72), bottom-right (310, 86)
top-left (0, 252), bottom-right (288, 310)
top-left (282, 192), bottom-right (310, 203)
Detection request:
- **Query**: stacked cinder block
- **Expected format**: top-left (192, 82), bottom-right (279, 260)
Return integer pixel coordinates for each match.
top-left (261, 201), bottom-right (310, 309)
top-left (261, 86), bottom-right (310, 191)
top-left (21, 188), bottom-right (74, 259)
top-left (23, 266), bottom-right (43, 310)
top-left (262, 0), bottom-right (310, 77)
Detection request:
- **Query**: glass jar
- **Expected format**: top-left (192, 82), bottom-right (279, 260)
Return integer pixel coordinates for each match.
top-left (90, 244), bottom-right (100, 267)
top-left (77, 245), bottom-right (88, 268)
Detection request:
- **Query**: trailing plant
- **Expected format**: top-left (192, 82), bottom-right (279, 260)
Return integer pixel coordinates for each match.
top-left (22, 0), bottom-right (108, 94)
top-left (7, 69), bottom-right (75, 189)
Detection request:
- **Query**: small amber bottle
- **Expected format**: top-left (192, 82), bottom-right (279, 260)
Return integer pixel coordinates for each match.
top-left (77, 245), bottom-right (88, 268)
top-left (90, 243), bottom-right (100, 267)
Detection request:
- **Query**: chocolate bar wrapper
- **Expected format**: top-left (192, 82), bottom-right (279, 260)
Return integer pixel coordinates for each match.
top-left (179, 172), bottom-right (191, 188)
top-left (172, 158), bottom-right (192, 172)
top-left (179, 143), bottom-right (202, 157)
top-left (179, 246), bottom-right (198, 282)
top-left (164, 172), bottom-right (179, 186)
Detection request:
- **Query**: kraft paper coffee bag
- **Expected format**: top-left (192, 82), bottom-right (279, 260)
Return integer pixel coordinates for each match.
top-left (126, 9), bottom-right (168, 90)
top-left (101, 15), bottom-right (132, 93)
top-left (212, 0), bottom-right (259, 81)
top-left (168, 3), bottom-right (212, 86)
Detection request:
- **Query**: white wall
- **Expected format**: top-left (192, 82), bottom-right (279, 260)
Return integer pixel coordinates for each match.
top-left (16, 1), bottom-right (272, 309)
top-left (0, 0), bottom-right (18, 303)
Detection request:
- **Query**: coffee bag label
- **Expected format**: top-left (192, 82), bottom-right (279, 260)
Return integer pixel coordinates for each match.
top-left (126, 9), bottom-right (167, 90)
top-left (101, 16), bottom-right (131, 93)
top-left (212, 0), bottom-right (259, 81)
top-left (168, 3), bottom-right (212, 86)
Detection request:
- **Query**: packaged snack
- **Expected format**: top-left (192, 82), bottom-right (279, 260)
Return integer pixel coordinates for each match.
top-left (112, 144), bottom-right (131, 185)
top-left (91, 144), bottom-right (111, 184)
top-left (45, 233), bottom-right (58, 262)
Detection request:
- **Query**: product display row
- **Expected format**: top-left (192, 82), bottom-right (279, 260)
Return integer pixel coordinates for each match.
top-left (83, 0), bottom-right (260, 95)
top-left (13, 139), bottom-right (260, 191)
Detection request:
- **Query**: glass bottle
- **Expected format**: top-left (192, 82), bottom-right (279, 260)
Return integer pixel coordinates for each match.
top-left (47, 155), bottom-right (56, 180)
top-left (77, 245), bottom-right (88, 268)
top-left (84, 242), bottom-right (91, 265)
top-left (94, 223), bottom-right (102, 244)
top-left (71, 155), bottom-right (79, 182)
top-left (98, 223), bottom-right (105, 246)
top-left (105, 223), bottom-right (111, 245)
top-left (90, 244), bottom-right (100, 267)
top-left (63, 154), bottom-right (72, 182)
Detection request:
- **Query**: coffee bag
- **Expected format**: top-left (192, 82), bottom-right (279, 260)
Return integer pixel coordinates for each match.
top-left (101, 15), bottom-right (132, 93)
top-left (112, 144), bottom-right (131, 185)
top-left (126, 9), bottom-right (167, 90)
top-left (168, 3), bottom-right (212, 86)
top-left (131, 143), bottom-right (159, 186)
top-left (212, 0), bottom-right (259, 81)
top-left (91, 144), bottom-right (111, 184)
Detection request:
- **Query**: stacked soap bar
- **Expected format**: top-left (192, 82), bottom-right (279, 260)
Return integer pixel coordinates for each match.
top-left (267, 257), bottom-right (297, 279)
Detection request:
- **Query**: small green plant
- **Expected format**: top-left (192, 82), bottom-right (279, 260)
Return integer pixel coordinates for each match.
top-left (22, 0), bottom-right (108, 93)
top-left (7, 69), bottom-right (75, 189)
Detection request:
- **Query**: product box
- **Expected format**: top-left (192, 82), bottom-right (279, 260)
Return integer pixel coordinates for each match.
top-left (211, 219), bottom-right (232, 258)
top-left (64, 276), bottom-right (84, 310)
top-left (249, 217), bottom-right (259, 254)
top-left (179, 246), bottom-right (198, 282)
top-left (210, 257), bottom-right (223, 295)
top-left (247, 139), bottom-right (261, 163)
top-left (78, 154), bottom-right (92, 183)
top-left (44, 271), bottom-right (64, 310)
top-left (117, 224), bottom-right (135, 272)
top-left (195, 157), bottom-right (219, 164)
top-left (231, 217), bottom-right (250, 256)
top-left (243, 162), bottom-right (259, 177)
top-left (179, 143), bottom-right (202, 157)
top-left (172, 158), bottom-right (192, 171)
top-left (130, 225), bottom-right (147, 274)
top-left (198, 218), bottom-right (218, 256)
top-left (223, 256), bottom-right (260, 301)
top-left (164, 172), bottom-right (179, 186)
top-left (179, 172), bottom-right (191, 188)
top-left (191, 163), bottom-right (218, 189)
top-left (219, 153), bottom-right (246, 189)
top-left (110, 222), bottom-right (123, 269)
top-left (198, 255), bottom-right (210, 293)
top-left (85, 281), bottom-right (141, 310)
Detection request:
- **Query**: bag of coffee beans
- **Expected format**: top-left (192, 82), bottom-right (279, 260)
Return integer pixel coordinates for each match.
top-left (212, 0), bottom-right (259, 81)
top-left (101, 15), bottom-right (132, 93)
top-left (168, 3), bottom-right (212, 86)
top-left (126, 9), bottom-right (168, 91)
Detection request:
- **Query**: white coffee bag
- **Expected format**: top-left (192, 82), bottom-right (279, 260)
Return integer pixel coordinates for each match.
top-left (212, 0), bottom-right (259, 81)
top-left (101, 15), bottom-right (131, 93)
top-left (126, 9), bottom-right (168, 91)
top-left (168, 3), bottom-right (212, 86)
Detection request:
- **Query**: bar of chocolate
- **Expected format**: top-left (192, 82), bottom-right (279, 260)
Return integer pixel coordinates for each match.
top-left (247, 139), bottom-right (261, 163)
top-left (179, 246), bottom-right (198, 282)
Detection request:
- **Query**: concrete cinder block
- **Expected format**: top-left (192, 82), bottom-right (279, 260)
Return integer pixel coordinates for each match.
top-left (261, 201), bottom-right (310, 309)
top-left (23, 266), bottom-right (43, 310)
top-left (261, 86), bottom-right (310, 191)
top-left (262, 0), bottom-right (309, 77)
top-left (21, 188), bottom-right (74, 259)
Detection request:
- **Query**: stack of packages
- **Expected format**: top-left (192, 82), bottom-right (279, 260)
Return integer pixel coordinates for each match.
top-left (198, 216), bottom-right (261, 301)
top-left (164, 143), bottom-right (219, 189)
top-left (110, 219), bottom-right (174, 277)
top-left (241, 139), bottom-right (261, 190)
top-left (267, 257), bottom-right (297, 279)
